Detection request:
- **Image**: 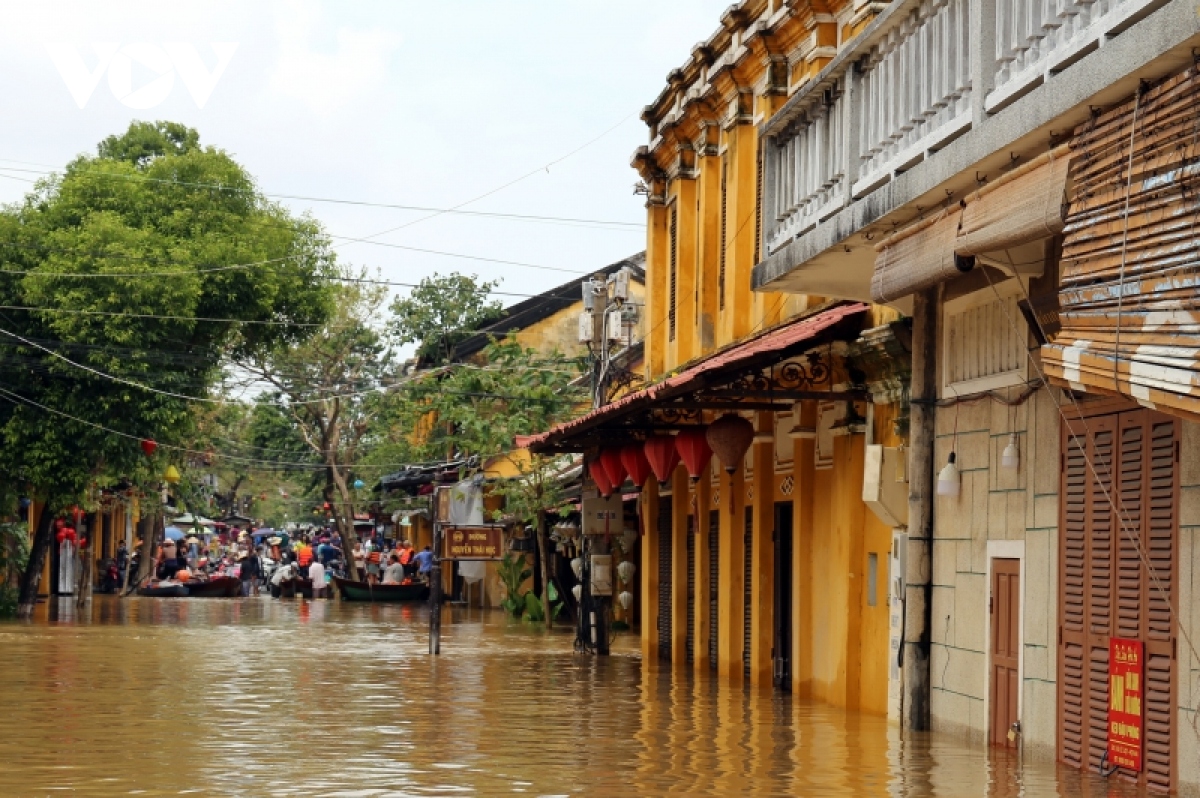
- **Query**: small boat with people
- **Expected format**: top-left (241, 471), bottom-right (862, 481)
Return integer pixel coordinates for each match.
top-left (333, 576), bottom-right (430, 603)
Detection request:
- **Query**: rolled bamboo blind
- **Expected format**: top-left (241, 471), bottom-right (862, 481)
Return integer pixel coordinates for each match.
top-left (1043, 65), bottom-right (1200, 419)
top-left (870, 207), bottom-right (964, 304)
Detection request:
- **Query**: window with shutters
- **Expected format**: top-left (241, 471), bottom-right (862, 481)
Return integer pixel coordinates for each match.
top-left (754, 148), bottom-right (764, 266)
top-left (1058, 409), bottom-right (1178, 792)
top-left (743, 506), bottom-right (753, 679)
top-left (719, 157), bottom-right (728, 311)
top-left (668, 205), bottom-right (678, 342)
top-left (657, 497), bottom-right (674, 663)
top-left (709, 510), bottom-right (720, 671)
top-left (942, 281), bottom-right (1028, 396)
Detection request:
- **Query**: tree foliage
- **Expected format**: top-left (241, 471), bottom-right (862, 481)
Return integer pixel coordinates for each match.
top-left (389, 272), bottom-right (503, 365)
top-left (0, 120), bottom-right (335, 612)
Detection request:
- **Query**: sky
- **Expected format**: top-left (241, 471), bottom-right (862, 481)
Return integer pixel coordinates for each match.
top-left (0, 0), bottom-right (732, 311)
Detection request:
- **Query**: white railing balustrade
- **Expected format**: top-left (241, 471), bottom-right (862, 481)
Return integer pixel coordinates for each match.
top-left (854, 0), bottom-right (972, 196)
top-left (989, 0), bottom-right (1164, 110)
top-left (766, 91), bottom-right (846, 255)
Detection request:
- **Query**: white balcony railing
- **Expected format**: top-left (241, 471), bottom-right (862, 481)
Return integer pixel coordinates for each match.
top-left (854, 0), bottom-right (973, 196)
top-left (988, 0), bottom-right (1167, 111)
top-left (766, 91), bottom-right (846, 255)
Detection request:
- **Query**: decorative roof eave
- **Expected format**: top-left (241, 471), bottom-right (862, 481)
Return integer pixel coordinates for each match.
top-left (523, 301), bottom-right (869, 454)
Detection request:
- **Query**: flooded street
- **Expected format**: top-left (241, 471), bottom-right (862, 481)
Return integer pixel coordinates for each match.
top-left (0, 597), bottom-right (1148, 797)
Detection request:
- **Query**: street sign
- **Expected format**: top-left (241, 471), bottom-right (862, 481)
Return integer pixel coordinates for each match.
top-left (1108, 637), bottom-right (1144, 771)
top-left (442, 525), bottom-right (504, 561)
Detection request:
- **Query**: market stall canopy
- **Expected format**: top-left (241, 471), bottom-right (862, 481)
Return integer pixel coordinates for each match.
top-left (163, 526), bottom-right (185, 541)
top-left (171, 514), bottom-right (216, 527)
top-left (522, 302), bottom-right (869, 454)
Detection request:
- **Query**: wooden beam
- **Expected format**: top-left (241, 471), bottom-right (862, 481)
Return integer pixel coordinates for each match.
top-left (697, 389), bottom-right (868, 402)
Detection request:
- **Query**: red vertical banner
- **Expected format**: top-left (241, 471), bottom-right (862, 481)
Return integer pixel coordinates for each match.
top-left (1108, 637), bottom-right (1144, 771)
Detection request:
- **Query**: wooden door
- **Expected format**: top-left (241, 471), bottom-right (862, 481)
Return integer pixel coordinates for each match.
top-left (990, 558), bottom-right (1020, 747)
top-left (742, 506), bottom-right (753, 679)
top-left (685, 515), bottom-right (695, 664)
top-left (773, 502), bottom-right (794, 691)
top-left (708, 510), bottom-right (720, 671)
top-left (657, 497), bottom-right (673, 663)
top-left (1057, 409), bottom-right (1178, 792)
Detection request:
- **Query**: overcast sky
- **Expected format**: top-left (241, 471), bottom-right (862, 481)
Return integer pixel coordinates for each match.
top-left (0, 1), bottom-right (731, 309)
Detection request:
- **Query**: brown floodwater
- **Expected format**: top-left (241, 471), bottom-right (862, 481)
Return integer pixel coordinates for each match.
top-left (0, 596), bottom-right (1149, 797)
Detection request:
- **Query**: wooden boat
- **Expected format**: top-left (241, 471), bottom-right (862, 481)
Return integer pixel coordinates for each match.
top-left (185, 576), bottom-right (241, 598)
top-left (277, 575), bottom-right (314, 599)
top-left (333, 576), bottom-right (430, 603)
top-left (137, 582), bottom-right (188, 598)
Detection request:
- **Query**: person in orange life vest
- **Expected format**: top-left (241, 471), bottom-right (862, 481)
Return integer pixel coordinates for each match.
top-left (296, 540), bottom-right (313, 568)
top-left (366, 544), bottom-right (383, 584)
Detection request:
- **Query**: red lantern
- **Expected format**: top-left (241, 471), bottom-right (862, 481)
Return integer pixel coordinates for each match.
top-left (588, 458), bottom-right (614, 497)
top-left (706, 414), bottom-right (755, 473)
top-left (598, 448), bottom-right (627, 490)
top-left (643, 436), bottom-right (680, 484)
top-left (140, 439), bottom-right (157, 457)
top-left (675, 427), bottom-right (712, 481)
top-left (620, 443), bottom-right (652, 488)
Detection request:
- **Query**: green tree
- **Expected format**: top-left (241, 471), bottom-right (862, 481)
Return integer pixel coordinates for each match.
top-left (0, 121), bottom-right (334, 615)
top-left (390, 272), bottom-right (503, 365)
top-left (238, 273), bottom-right (396, 579)
top-left (414, 336), bottom-right (586, 626)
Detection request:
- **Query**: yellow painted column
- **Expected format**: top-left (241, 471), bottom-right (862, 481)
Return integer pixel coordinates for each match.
top-left (670, 464), bottom-right (689, 667)
top-left (750, 412), bottom-right (775, 687)
top-left (717, 462), bottom-right (745, 680)
top-left (721, 120), bottom-right (759, 343)
top-left (645, 199), bottom-right (668, 382)
top-left (640, 477), bottom-right (661, 662)
top-left (693, 462), bottom-right (712, 674)
top-left (791, 402), bottom-right (818, 697)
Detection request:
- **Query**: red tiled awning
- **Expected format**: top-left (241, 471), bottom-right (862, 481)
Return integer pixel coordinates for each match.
top-left (522, 302), bottom-right (868, 453)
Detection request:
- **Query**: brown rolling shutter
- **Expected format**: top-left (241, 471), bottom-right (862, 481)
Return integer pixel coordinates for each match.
top-left (709, 510), bottom-right (720, 672)
top-left (1058, 410), bottom-right (1178, 792)
top-left (743, 506), bottom-right (753, 679)
top-left (657, 496), bottom-right (673, 663)
top-left (719, 158), bottom-right (728, 311)
top-left (686, 515), bottom-right (696, 664)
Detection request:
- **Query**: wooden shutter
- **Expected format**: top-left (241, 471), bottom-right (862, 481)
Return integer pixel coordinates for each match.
top-left (708, 510), bottom-right (720, 671)
top-left (743, 506), bottom-right (753, 679)
top-left (754, 148), bottom-right (764, 266)
top-left (719, 157), bottom-right (728, 311)
top-left (669, 206), bottom-right (678, 342)
top-left (1058, 409), bottom-right (1178, 792)
top-left (657, 496), bottom-right (673, 663)
top-left (686, 515), bottom-right (696, 664)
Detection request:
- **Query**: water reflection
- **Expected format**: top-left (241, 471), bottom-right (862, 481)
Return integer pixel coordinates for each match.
top-left (0, 597), bottom-right (1147, 796)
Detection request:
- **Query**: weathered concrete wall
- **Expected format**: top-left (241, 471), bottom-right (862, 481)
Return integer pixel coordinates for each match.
top-left (929, 386), bottom-right (1060, 757)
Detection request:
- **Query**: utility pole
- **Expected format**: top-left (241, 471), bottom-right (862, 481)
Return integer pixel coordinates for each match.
top-left (581, 267), bottom-right (634, 409)
top-left (429, 490), bottom-right (443, 655)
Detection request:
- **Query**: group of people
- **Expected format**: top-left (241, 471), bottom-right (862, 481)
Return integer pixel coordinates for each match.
top-left (148, 531), bottom-right (266, 595)
top-left (352, 538), bottom-right (434, 586)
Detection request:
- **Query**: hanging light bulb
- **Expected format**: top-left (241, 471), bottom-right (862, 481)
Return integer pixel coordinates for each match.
top-left (937, 452), bottom-right (960, 497)
top-left (1001, 434), bottom-right (1020, 470)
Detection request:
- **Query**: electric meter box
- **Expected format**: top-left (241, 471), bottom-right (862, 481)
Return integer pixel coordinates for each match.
top-left (578, 311), bottom-right (592, 344)
top-left (582, 494), bottom-right (623, 536)
top-left (862, 444), bottom-right (909, 528)
top-left (590, 554), bottom-right (613, 596)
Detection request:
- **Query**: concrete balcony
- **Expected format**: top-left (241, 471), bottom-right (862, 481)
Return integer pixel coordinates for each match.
top-left (754, 0), bottom-right (1200, 304)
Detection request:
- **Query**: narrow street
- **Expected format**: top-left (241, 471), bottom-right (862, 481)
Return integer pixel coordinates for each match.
top-left (0, 599), bottom-right (1148, 796)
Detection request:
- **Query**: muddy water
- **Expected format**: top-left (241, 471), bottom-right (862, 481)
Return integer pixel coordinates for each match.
top-left (0, 597), bottom-right (1146, 797)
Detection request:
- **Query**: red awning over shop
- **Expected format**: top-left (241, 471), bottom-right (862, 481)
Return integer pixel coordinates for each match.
top-left (521, 302), bottom-right (868, 454)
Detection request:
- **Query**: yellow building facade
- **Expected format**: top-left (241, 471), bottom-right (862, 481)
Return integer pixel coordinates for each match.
top-left (627, 0), bottom-right (901, 712)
